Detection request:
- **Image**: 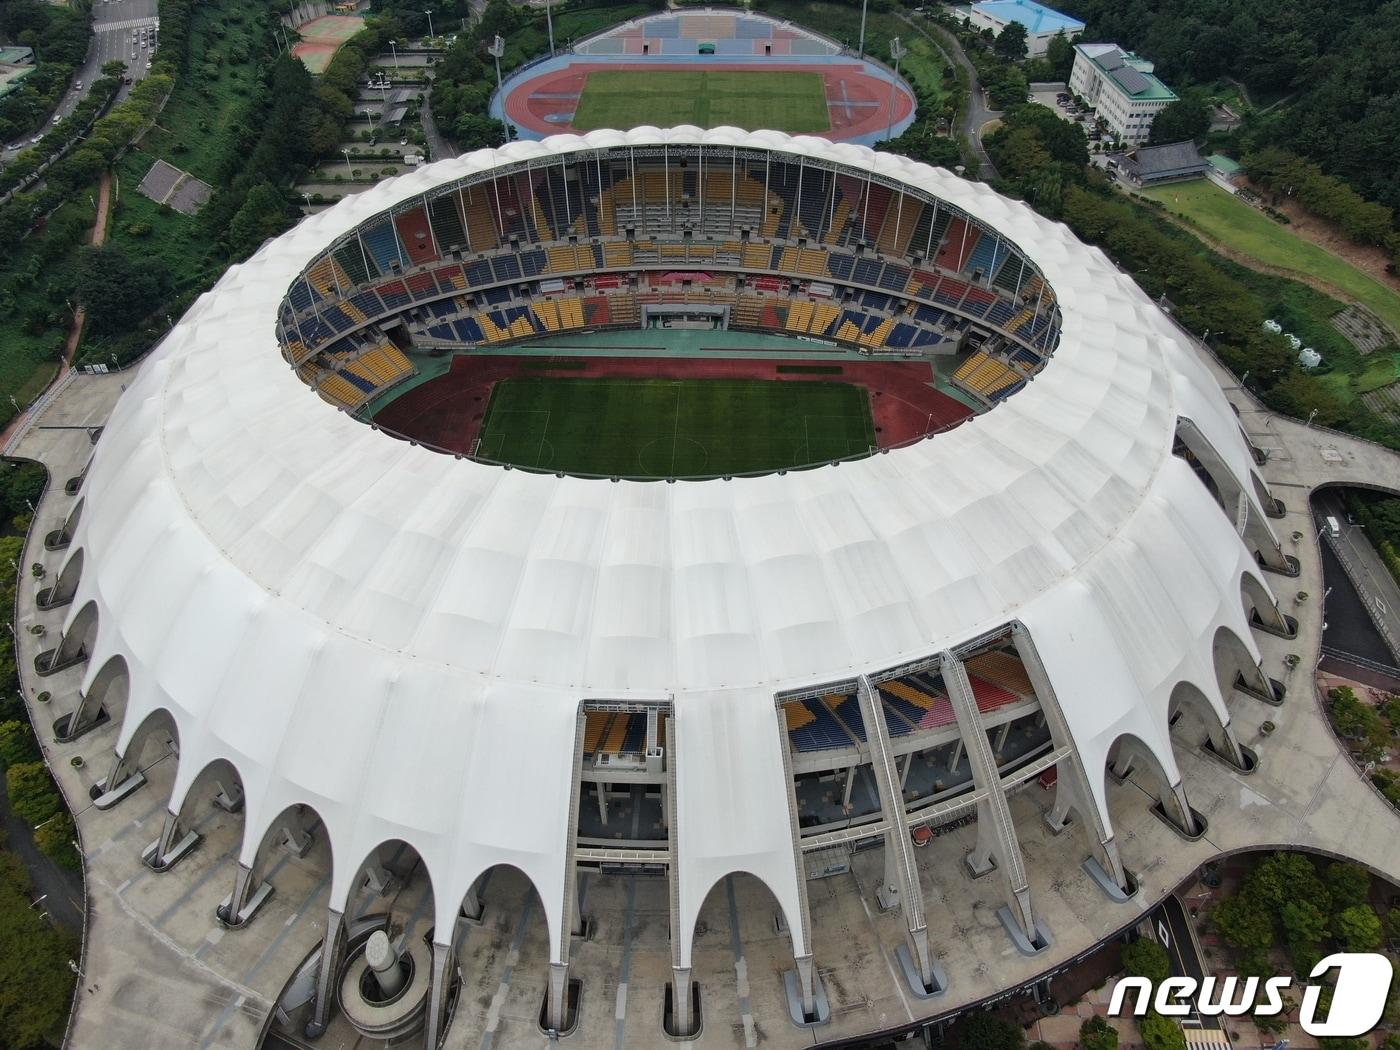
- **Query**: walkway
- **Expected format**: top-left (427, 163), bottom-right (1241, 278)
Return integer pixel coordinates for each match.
top-left (895, 14), bottom-right (1000, 179)
top-left (9, 330), bottom-right (1400, 1050)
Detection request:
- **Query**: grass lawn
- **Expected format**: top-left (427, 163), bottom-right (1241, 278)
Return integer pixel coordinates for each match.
top-left (1140, 181), bottom-right (1400, 337)
top-left (477, 376), bottom-right (875, 477)
top-left (571, 70), bottom-right (830, 133)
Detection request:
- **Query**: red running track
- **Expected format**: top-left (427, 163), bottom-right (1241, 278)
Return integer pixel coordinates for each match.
top-left (503, 62), bottom-right (915, 143)
top-left (373, 353), bottom-right (972, 457)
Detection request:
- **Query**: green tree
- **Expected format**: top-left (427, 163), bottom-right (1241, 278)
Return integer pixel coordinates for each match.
top-left (951, 1011), bottom-right (1026, 1050)
top-left (1148, 91), bottom-right (1211, 145)
top-left (0, 721), bottom-right (37, 768)
top-left (77, 244), bottom-right (172, 337)
top-left (1213, 893), bottom-right (1274, 952)
top-left (0, 851), bottom-right (76, 1046)
top-left (33, 810), bottom-right (79, 870)
top-left (1334, 905), bottom-right (1383, 951)
top-left (1325, 862), bottom-right (1371, 913)
top-left (5, 761), bottom-right (59, 826)
top-left (1045, 31), bottom-right (1075, 79)
top-left (994, 22), bottom-right (1029, 61)
top-left (1121, 937), bottom-right (1172, 983)
top-left (226, 182), bottom-right (294, 258)
top-left (1080, 1014), bottom-right (1119, 1050)
top-left (1140, 1012), bottom-right (1186, 1050)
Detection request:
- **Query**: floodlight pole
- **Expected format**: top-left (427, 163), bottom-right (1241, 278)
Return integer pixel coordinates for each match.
top-left (858, 0), bottom-right (868, 58)
top-left (389, 38), bottom-right (399, 72)
top-left (885, 37), bottom-right (906, 142)
top-left (489, 34), bottom-right (509, 141)
top-left (545, 0), bottom-right (555, 55)
top-left (424, 10), bottom-right (435, 40)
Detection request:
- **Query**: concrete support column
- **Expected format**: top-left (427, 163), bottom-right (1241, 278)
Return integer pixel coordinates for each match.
top-left (545, 960), bottom-right (570, 1031)
top-left (1010, 624), bottom-right (1131, 895)
top-left (146, 809), bottom-right (183, 870)
top-left (671, 965), bottom-right (694, 1036)
top-left (1168, 780), bottom-right (1198, 836)
top-left (794, 953), bottom-right (816, 1018)
top-left (899, 754), bottom-right (912, 790)
top-left (63, 689), bottom-right (103, 739)
top-left (104, 751), bottom-right (137, 794)
top-left (950, 738), bottom-right (964, 772)
top-left (424, 940), bottom-right (453, 1049)
top-left (994, 721), bottom-right (1011, 756)
top-left (219, 862), bottom-right (257, 925)
top-left (305, 907), bottom-right (345, 1039)
top-left (1045, 776), bottom-right (1074, 831)
top-left (570, 868), bottom-right (585, 937)
top-left (460, 878), bottom-right (484, 922)
top-left (213, 778), bottom-right (243, 812)
top-left (1211, 720), bottom-right (1248, 771)
top-left (841, 767), bottom-right (855, 809)
top-left (943, 652), bottom-right (1036, 940)
top-left (597, 782), bottom-right (608, 825)
top-left (908, 925), bottom-right (935, 988)
top-left (366, 930), bottom-right (405, 998)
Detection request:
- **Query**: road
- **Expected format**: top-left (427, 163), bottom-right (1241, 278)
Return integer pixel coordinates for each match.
top-left (2, 0), bottom-right (160, 162)
top-left (895, 13), bottom-right (1000, 179)
top-left (1313, 490), bottom-right (1400, 667)
top-left (1153, 894), bottom-right (1219, 1030)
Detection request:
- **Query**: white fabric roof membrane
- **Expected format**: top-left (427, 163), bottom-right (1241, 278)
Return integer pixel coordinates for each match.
top-left (69, 128), bottom-right (1276, 967)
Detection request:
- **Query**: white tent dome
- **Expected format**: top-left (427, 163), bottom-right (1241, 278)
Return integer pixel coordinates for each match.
top-left (62, 129), bottom-right (1281, 1027)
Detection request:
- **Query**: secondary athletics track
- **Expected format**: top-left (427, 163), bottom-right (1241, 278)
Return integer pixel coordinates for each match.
top-left (373, 353), bottom-right (972, 460)
top-left (291, 14), bottom-right (365, 75)
top-left (502, 61), bottom-right (914, 144)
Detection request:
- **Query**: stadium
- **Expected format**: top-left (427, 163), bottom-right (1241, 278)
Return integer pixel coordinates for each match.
top-left (43, 128), bottom-right (1324, 1049)
top-left (495, 10), bottom-right (917, 145)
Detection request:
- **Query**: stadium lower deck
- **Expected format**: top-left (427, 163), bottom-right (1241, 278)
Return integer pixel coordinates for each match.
top-left (279, 145), bottom-right (1062, 475)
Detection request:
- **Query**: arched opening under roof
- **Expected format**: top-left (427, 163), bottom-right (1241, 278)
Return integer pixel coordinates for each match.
top-left (689, 869), bottom-right (820, 1028)
top-left (1175, 418), bottom-right (1293, 575)
top-left (95, 704), bottom-right (178, 806)
top-left (1213, 623), bottom-right (1281, 706)
top-left (55, 650), bottom-right (125, 743)
top-left (37, 597), bottom-right (96, 676)
top-left (1103, 731), bottom-right (1199, 840)
top-left (38, 546), bottom-right (82, 610)
top-left (1167, 680), bottom-right (1249, 772)
top-left (146, 756), bottom-right (246, 873)
top-left (438, 862), bottom-right (562, 1043)
top-left (44, 495), bottom-right (82, 551)
top-left (1240, 569), bottom-right (1295, 638)
top-left (221, 802), bottom-right (331, 932)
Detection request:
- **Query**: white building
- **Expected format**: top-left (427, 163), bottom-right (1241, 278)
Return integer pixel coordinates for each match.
top-left (967, 0), bottom-right (1084, 57)
top-left (1070, 43), bottom-right (1178, 146)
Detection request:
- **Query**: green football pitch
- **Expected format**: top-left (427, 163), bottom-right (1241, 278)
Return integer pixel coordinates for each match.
top-left (570, 70), bottom-right (831, 133)
top-left (476, 377), bottom-right (876, 477)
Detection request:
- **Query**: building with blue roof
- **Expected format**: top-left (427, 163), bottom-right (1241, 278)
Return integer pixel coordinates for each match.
top-left (968, 0), bottom-right (1084, 56)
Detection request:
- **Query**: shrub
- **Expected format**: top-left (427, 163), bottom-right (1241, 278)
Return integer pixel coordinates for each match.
top-left (1120, 938), bottom-right (1171, 983)
top-left (1080, 1015), bottom-right (1118, 1050)
top-left (33, 811), bottom-right (78, 870)
top-left (0, 721), bottom-right (37, 768)
top-left (1140, 1012), bottom-right (1186, 1050)
top-left (6, 761), bottom-right (59, 826)
top-left (1334, 905), bottom-right (1383, 951)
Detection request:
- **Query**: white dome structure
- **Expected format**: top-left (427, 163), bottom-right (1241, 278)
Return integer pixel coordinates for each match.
top-left (50, 128), bottom-right (1295, 1044)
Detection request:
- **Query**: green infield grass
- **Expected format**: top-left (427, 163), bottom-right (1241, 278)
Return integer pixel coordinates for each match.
top-left (476, 376), bottom-right (875, 477)
top-left (570, 69), bottom-right (830, 133)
